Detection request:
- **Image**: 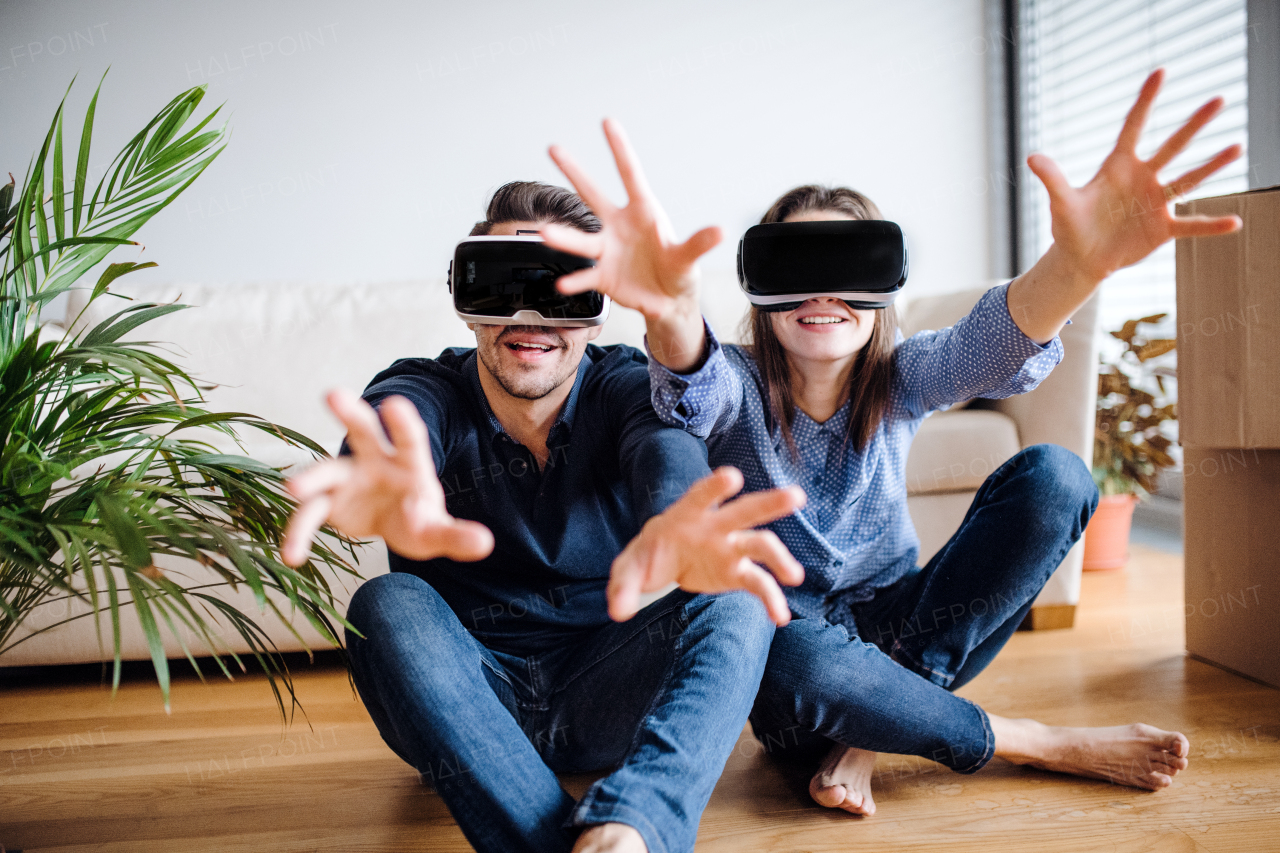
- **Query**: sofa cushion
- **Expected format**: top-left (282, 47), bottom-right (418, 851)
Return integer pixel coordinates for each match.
top-left (897, 285), bottom-right (990, 339)
top-left (905, 409), bottom-right (1021, 495)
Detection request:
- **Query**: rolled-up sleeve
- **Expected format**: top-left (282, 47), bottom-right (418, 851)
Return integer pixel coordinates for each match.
top-left (894, 282), bottom-right (1064, 419)
top-left (646, 322), bottom-right (746, 439)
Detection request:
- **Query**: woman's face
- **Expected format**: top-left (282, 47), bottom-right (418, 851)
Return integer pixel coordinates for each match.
top-left (768, 209), bottom-right (878, 365)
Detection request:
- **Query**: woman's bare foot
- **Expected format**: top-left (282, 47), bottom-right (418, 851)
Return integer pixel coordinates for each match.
top-left (809, 743), bottom-right (878, 815)
top-left (572, 822), bottom-right (647, 853)
top-left (990, 715), bottom-right (1190, 790)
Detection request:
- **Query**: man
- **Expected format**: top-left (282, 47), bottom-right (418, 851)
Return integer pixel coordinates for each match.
top-left (282, 181), bottom-right (807, 853)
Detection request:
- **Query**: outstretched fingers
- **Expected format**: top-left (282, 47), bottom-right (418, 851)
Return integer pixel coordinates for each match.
top-left (1116, 69), bottom-right (1164, 153)
top-left (1168, 212), bottom-right (1242, 239)
top-left (548, 143), bottom-right (617, 219)
top-left (380, 395), bottom-right (435, 476)
top-left (1167, 144), bottom-right (1244, 198)
top-left (287, 457), bottom-right (352, 502)
top-left (433, 518), bottom-right (496, 562)
top-left (328, 389), bottom-right (391, 459)
top-left (282, 494), bottom-right (332, 567)
top-left (715, 484), bottom-right (807, 532)
top-left (1148, 97), bottom-right (1224, 171)
top-left (607, 551), bottom-right (648, 622)
top-left (679, 466), bottom-right (747, 513)
top-left (554, 266), bottom-right (603, 297)
top-left (732, 529), bottom-right (805, 587)
top-left (601, 117), bottom-right (653, 203)
top-left (732, 559), bottom-right (794, 626)
top-left (1026, 153), bottom-right (1072, 204)
top-left (542, 222), bottom-right (604, 259)
top-left (673, 224), bottom-right (724, 268)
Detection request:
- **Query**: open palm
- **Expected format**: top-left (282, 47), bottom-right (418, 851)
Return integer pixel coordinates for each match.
top-left (609, 467), bottom-right (806, 626)
top-left (1027, 68), bottom-right (1242, 281)
top-left (542, 119), bottom-right (721, 324)
top-left (283, 390), bottom-right (493, 566)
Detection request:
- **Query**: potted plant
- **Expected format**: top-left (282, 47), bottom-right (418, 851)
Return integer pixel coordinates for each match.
top-left (1085, 313), bottom-right (1178, 570)
top-left (0, 76), bottom-right (359, 717)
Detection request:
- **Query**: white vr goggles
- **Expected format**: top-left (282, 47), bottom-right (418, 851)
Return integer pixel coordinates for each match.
top-left (448, 236), bottom-right (608, 327)
top-left (737, 220), bottom-right (909, 311)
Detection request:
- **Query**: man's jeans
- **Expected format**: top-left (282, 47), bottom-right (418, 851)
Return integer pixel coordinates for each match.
top-left (345, 577), bottom-right (773, 853)
top-left (751, 444), bottom-right (1099, 773)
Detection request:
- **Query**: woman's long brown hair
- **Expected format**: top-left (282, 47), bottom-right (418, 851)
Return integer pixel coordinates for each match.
top-left (743, 185), bottom-right (899, 458)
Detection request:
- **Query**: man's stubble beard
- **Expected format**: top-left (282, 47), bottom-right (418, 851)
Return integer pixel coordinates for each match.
top-left (477, 343), bottom-right (577, 401)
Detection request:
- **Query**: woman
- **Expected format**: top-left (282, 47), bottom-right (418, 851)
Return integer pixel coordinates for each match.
top-left (543, 69), bottom-right (1242, 815)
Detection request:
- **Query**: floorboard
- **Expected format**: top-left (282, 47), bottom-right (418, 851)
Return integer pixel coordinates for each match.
top-left (2, 545), bottom-right (1278, 852)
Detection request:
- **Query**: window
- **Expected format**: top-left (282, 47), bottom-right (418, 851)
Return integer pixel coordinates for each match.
top-left (1018, 0), bottom-right (1249, 331)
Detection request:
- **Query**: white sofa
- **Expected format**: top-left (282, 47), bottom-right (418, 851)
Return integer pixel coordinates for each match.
top-left (1, 275), bottom-right (1096, 667)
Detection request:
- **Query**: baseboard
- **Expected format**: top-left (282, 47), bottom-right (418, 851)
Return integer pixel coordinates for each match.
top-left (1018, 603), bottom-right (1076, 631)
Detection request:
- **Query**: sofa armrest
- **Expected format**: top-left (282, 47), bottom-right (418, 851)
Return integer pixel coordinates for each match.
top-left (987, 291), bottom-right (1099, 615)
top-left (900, 286), bottom-right (1100, 621)
top-left (984, 291), bottom-right (1100, 464)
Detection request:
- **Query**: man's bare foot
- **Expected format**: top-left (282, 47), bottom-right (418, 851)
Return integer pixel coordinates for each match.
top-left (990, 715), bottom-right (1190, 790)
top-left (572, 822), bottom-right (647, 853)
top-left (809, 743), bottom-right (878, 815)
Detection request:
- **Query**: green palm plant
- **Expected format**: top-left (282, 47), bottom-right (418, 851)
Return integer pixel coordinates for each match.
top-left (0, 76), bottom-right (360, 717)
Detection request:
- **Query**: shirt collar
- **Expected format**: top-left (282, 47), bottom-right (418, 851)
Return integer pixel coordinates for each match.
top-left (465, 349), bottom-right (591, 447)
top-left (792, 398), bottom-right (851, 434)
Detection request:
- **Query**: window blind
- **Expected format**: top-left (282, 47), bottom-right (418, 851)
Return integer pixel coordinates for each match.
top-left (1018, 0), bottom-right (1249, 332)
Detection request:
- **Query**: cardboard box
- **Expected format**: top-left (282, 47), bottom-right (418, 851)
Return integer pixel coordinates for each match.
top-left (1182, 448), bottom-right (1280, 689)
top-left (1177, 185), bottom-right (1280, 689)
top-left (1175, 185), bottom-right (1280, 449)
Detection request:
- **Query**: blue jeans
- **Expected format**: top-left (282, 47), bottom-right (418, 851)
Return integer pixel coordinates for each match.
top-left (750, 444), bottom-right (1098, 773)
top-left (345, 574), bottom-right (773, 853)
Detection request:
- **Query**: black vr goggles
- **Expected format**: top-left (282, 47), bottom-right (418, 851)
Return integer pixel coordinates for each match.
top-left (737, 220), bottom-right (909, 311)
top-left (448, 236), bottom-right (607, 327)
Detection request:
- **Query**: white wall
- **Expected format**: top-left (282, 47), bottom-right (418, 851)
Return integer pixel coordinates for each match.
top-left (0, 0), bottom-right (993, 318)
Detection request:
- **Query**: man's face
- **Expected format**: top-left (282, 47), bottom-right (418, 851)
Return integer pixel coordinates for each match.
top-left (469, 220), bottom-right (603, 402)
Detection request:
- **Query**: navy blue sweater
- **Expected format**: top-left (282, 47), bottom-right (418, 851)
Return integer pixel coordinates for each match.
top-left (358, 344), bottom-right (710, 655)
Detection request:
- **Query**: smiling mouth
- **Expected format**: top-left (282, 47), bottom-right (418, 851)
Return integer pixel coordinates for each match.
top-left (506, 341), bottom-right (556, 353)
top-left (797, 316), bottom-right (847, 325)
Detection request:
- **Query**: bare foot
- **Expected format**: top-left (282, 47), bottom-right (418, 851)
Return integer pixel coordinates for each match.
top-left (990, 715), bottom-right (1190, 790)
top-left (809, 743), bottom-right (878, 815)
top-left (572, 822), bottom-right (647, 853)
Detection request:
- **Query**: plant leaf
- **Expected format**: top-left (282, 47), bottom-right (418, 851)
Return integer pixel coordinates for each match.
top-left (92, 261), bottom-right (158, 300)
top-left (72, 76), bottom-right (102, 236)
top-left (95, 494), bottom-right (152, 570)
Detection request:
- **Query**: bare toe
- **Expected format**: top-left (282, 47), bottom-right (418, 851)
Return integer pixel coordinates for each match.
top-left (1139, 770), bottom-right (1173, 790)
top-left (808, 745), bottom-right (878, 816)
top-left (809, 781), bottom-right (848, 809)
top-left (1164, 732), bottom-right (1190, 759)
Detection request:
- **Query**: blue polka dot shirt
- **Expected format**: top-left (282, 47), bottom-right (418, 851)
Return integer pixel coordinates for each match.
top-left (647, 283), bottom-right (1064, 620)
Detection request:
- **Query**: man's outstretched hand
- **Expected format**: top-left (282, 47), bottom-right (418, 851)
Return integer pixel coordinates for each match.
top-left (610, 467), bottom-right (806, 627)
top-left (281, 390), bottom-right (494, 567)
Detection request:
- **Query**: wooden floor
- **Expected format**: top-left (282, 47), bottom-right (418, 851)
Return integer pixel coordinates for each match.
top-left (2, 544), bottom-right (1278, 852)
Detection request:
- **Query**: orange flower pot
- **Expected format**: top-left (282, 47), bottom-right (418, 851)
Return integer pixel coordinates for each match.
top-left (1082, 493), bottom-right (1139, 570)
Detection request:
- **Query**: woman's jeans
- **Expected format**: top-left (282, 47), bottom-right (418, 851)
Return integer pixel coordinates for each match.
top-left (751, 444), bottom-right (1099, 774)
top-left (345, 577), bottom-right (774, 853)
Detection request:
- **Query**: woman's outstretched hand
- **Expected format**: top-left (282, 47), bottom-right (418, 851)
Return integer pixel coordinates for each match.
top-left (1009, 68), bottom-right (1243, 343)
top-left (544, 119), bottom-right (718, 371)
top-left (1029, 68), bottom-right (1242, 279)
top-left (609, 467), bottom-right (807, 626)
top-left (281, 390), bottom-right (494, 567)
